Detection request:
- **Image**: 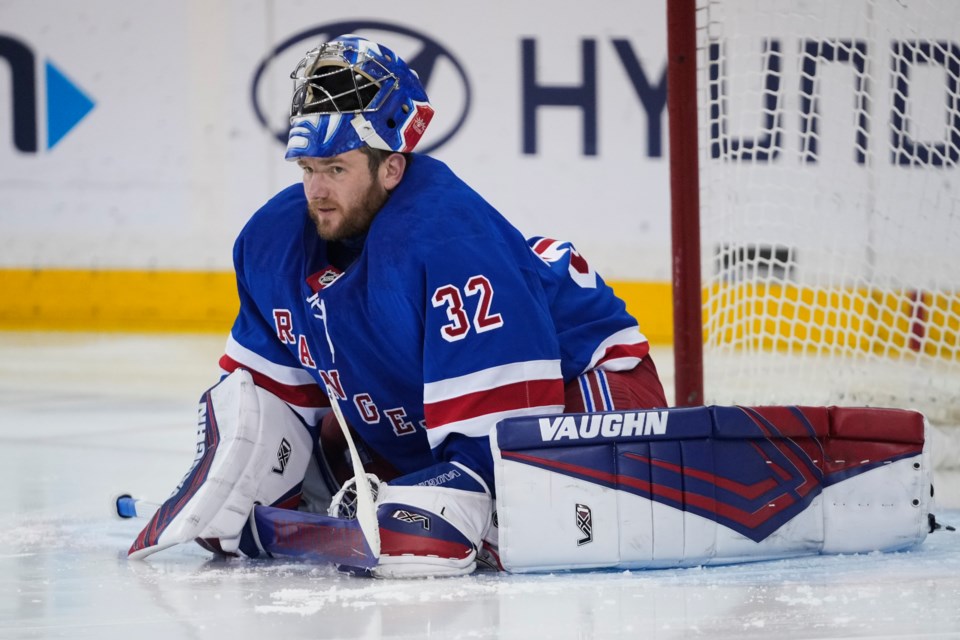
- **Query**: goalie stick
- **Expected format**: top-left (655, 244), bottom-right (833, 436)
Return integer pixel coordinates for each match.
top-left (325, 384), bottom-right (381, 560)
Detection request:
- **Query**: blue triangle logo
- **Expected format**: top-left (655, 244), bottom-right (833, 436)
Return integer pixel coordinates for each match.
top-left (45, 60), bottom-right (95, 149)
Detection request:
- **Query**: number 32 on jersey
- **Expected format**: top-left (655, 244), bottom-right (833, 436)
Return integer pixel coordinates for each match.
top-left (431, 274), bottom-right (504, 342)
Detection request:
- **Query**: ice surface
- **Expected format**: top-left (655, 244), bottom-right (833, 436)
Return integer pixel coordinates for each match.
top-left (1, 333), bottom-right (958, 640)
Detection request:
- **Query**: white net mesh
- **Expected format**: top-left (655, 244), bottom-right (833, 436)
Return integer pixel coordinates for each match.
top-left (694, 0), bottom-right (960, 463)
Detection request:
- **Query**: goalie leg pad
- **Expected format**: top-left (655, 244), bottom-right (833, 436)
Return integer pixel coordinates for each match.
top-left (208, 382), bottom-right (316, 555)
top-left (372, 462), bottom-right (493, 578)
top-left (491, 406), bottom-right (931, 573)
top-left (129, 369), bottom-right (315, 558)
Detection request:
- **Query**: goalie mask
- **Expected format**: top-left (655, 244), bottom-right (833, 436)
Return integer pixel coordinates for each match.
top-left (285, 34), bottom-right (435, 159)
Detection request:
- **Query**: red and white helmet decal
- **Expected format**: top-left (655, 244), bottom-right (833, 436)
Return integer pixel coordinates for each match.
top-left (400, 101), bottom-right (435, 152)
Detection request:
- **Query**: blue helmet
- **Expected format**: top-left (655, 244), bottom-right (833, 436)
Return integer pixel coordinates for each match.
top-left (285, 34), bottom-right (435, 160)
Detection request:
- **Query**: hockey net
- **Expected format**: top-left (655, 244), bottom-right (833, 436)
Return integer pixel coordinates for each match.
top-left (669, 0), bottom-right (960, 468)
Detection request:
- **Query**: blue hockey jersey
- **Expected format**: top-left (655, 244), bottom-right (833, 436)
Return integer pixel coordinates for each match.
top-left (220, 155), bottom-right (649, 490)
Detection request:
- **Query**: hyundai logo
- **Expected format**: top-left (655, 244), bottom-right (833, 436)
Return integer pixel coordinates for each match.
top-left (251, 21), bottom-right (471, 155)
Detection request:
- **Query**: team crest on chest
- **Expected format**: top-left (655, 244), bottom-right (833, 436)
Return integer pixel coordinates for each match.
top-left (306, 266), bottom-right (344, 292)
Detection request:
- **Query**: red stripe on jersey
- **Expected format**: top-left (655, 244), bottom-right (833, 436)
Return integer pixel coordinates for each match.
top-left (532, 237), bottom-right (555, 255)
top-left (218, 354), bottom-right (329, 408)
top-left (424, 378), bottom-right (564, 429)
top-left (596, 341), bottom-right (650, 367)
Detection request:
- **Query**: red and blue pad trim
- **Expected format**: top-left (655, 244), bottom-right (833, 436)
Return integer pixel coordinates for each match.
top-left (129, 388), bottom-right (221, 556)
top-left (378, 503), bottom-right (475, 561)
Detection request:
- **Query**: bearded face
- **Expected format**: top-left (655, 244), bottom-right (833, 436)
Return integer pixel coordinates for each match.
top-left (307, 175), bottom-right (389, 241)
top-left (298, 150), bottom-right (395, 241)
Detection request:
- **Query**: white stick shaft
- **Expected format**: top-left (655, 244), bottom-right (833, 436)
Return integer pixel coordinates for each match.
top-left (326, 386), bottom-right (381, 558)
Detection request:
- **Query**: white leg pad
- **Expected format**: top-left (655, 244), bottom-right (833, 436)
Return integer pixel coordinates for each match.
top-left (490, 406), bottom-right (932, 573)
top-left (128, 369), bottom-right (314, 558)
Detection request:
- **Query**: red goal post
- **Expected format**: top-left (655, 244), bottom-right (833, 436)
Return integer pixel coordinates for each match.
top-left (666, 0), bottom-right (960, 466)
top-left (667, 0), bottom-right (705, 407)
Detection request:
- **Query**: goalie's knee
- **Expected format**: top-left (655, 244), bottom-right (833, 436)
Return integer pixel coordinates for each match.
top-left (377, 503), bottom-right (478, 577)
top-left (371, 462), bottom-right (493, 579)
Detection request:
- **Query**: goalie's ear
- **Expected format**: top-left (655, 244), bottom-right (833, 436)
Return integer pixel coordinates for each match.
top-left (128, 370), bottom-right (315, 559)
top-left (378, 151), bottom-right (407, 191)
